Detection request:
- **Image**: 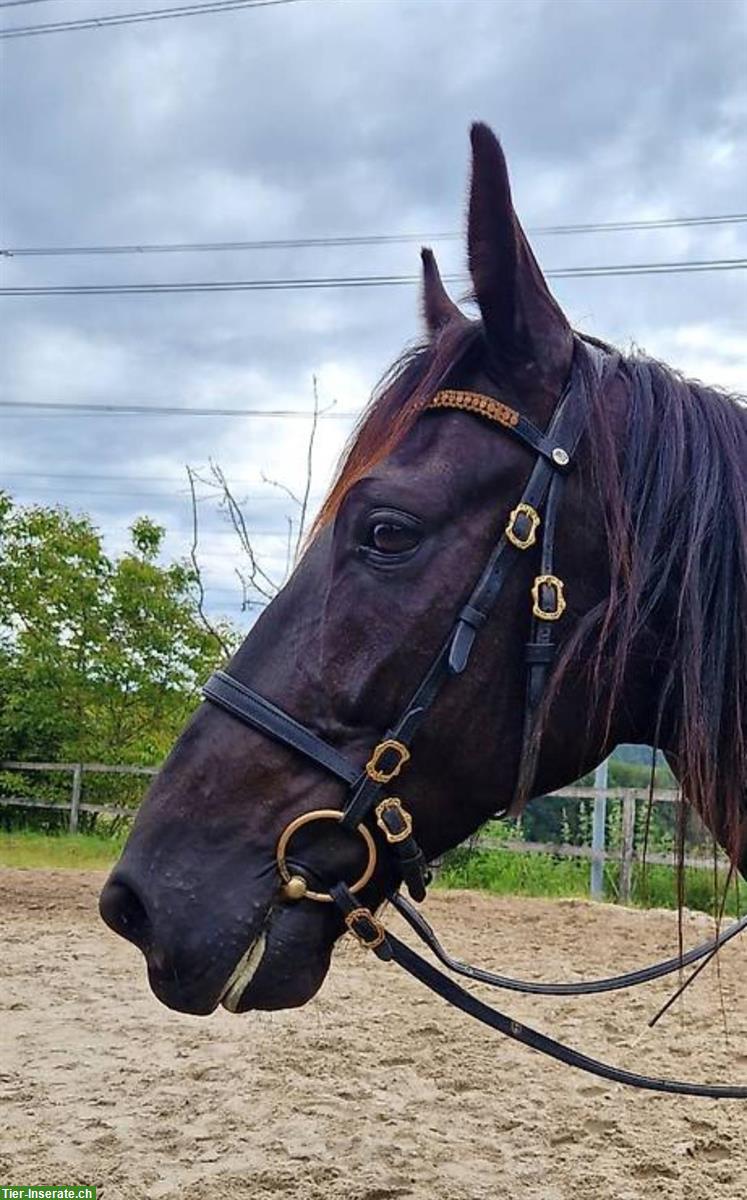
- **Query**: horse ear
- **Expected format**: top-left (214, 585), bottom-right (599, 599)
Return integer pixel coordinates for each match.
top-left (468, 123), bottom-right (572, 382)
top-left (420, 247), bottom-right (465, 336)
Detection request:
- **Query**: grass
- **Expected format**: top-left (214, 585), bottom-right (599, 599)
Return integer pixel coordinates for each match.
top-left (2, 830), bottom-right (744, 920)
top-left (0, 828), bottom-right (126, 870)
top-left (435, 847), bottom-right (747, 917)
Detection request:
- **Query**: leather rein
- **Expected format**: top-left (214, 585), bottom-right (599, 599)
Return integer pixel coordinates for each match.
top-left (202, 342), bottom-right (747, 1100)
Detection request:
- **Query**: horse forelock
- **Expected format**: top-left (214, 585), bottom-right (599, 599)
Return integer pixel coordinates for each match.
top-left (308, 319), bottom-right (482, 542)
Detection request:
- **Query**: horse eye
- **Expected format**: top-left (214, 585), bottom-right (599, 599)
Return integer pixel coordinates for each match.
top-left (367, 521), bottom-right (420, 556)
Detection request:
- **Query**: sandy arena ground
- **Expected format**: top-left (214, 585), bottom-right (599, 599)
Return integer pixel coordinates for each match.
top-left (1, 869), bottom-right (746, 1200)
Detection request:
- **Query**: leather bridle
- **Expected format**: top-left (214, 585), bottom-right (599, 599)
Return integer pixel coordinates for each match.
top-left (202, 340), bottom-right (747, 1100)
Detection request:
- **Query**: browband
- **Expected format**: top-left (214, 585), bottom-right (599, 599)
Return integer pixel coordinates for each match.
top-left (426, 389), bottom-right (574, 470)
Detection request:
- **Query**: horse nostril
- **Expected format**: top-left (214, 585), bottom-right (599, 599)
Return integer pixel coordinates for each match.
top-left (99, 877), bottom-right (152, 951)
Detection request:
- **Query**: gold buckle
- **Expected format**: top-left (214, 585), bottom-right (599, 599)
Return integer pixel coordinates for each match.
top-left (344, 907), bottom-right (387, 950)
top-left (505, 502), bottom-right (540, 550)
top-left (276, 810), bottom-right (378, 903)
top-left (365, 739), bottom-right (411, 783)
top-left (374, 797), bottom-right (414, 844)
top-left (531, 575), bottom-right (567, 621)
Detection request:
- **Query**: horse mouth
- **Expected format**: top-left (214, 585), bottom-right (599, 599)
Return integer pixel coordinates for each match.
top-left (218, 932), bottom-right (267, 1013)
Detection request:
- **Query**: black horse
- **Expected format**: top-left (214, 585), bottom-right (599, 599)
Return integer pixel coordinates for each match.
top-left (100, 125), bottom-right (746, 1042)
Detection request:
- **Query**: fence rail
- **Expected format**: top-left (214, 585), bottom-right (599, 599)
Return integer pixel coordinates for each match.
top-left (0, 759), bottom-right (727, 902)
top-left (471, 836), bottom-right (728, 888)
top-left (0, 759), bottom-right (157, 832)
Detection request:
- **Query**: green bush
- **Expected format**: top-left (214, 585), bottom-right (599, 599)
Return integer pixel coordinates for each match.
top-left (435, 847), bottom-right (745, 917)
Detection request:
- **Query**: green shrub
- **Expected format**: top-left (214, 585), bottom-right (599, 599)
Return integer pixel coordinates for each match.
top-left (435, 847), bottom-right (745, 917)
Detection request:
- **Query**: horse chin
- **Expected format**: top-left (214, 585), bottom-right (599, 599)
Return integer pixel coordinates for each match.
top-left (218, 906), bottom-right (335, 1014)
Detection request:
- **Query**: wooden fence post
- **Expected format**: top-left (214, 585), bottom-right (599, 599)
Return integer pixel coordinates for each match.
top-left (619, 794), bottom-right (636, 904)
top-left (590, 758), bottom-right (609, 899)
top-left (69, 763), bottom-right (83, 834)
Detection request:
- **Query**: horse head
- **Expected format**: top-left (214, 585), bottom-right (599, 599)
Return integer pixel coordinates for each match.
top-left (99, 124), bottom-right (746, 1017)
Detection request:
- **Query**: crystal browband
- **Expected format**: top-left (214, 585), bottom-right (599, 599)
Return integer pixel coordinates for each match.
top-left (427, 389), bottom-right (520, 429)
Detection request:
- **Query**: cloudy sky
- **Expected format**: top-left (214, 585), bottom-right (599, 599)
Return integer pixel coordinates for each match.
top-left (1, 0), bottom-right (745, 625)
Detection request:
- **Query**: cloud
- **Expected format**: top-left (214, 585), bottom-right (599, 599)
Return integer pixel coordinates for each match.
top-left (1, 0), bottom-right (745, 622)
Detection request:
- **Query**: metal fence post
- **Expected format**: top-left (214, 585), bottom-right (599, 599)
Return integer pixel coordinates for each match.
top-left (619, 794), bottom-right (636, 904)
top-left (590, 758), bottom-right (609, 899)
top-left (69, 763), bottom-right (83, 833)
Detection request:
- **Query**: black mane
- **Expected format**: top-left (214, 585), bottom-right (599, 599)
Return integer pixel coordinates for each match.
top-left (557, 341), bottom-right (746, 867)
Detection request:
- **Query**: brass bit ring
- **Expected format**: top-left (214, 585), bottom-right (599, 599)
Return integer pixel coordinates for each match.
top-left (276, 809), bottom-right (378, 903)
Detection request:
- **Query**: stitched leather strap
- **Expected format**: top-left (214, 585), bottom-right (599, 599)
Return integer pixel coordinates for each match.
top-left (428, 389), bottom-right (575, 471)
top-left (202, 670), bottom-right (361, 786)
top-left (377, 804), bottom-right (431, 902)
top-left (329, 882), bottom-right (393, 961)
top-left (384, 930), bottom-right (747, 1099)
top-left (516, 468), bottom-right (568, 800)
top-left (445, 376), bottom-right (586, 677)
top-left (324, 887), bottom-right (747, 1097)
top-left (390, 891), bottom-right (747, 996)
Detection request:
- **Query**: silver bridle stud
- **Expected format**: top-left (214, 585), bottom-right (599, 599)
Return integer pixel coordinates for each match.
top-left (552, 447), bottom-right (570, 467)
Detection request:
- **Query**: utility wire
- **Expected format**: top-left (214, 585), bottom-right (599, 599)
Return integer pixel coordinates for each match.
top-left (2, 474), bottom-right (313, 513)
top-left (3, 213), bottom-right (746, 258)
top-left (0, 1), bottom-right (57, 9)
top-left (2, 469), bottom-right (260, 485)
top-left (1, 258), bottom-right (745, 297)
top-left (2, 477), bottom-right (297, 515)
top-left (2, 483), bottom-right (312, 514)
top-left (0, 399), bottom-right (359, 417)
top-left (0, 0), bottom-right (308, 37)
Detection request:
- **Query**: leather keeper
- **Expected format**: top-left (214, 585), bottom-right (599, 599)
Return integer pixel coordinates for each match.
top-left (457, 603), bottom-right (487, 630)
top-left (392, 837), bottom-right (430, 903)
top-left (525, 642), bottom-right (556, 665)
top-left (448, 620), bottom-right (477, 674)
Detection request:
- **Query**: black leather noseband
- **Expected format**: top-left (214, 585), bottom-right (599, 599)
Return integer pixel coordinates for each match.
top-left (202, 341), bottom-right (747, 1100)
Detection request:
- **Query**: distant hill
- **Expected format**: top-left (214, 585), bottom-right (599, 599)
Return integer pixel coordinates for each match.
top-left (612, 743), bottom-right (667, 767)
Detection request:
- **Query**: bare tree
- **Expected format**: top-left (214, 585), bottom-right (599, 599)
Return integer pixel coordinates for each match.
top-left (186, 465), bottom-right (234, 655)
top-left (186, 378), bottom-right (327, 624)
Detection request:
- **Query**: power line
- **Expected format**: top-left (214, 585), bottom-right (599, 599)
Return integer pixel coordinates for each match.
top-left (0, 273), bottom-right (426, 296)
top-left (3, 234), bottom-right (459, 258)
top-left (0, 399), bottom-right (359, 417)
top-left (7, 488), bottom-right (208, 502)
top-left (2, 478), bottom-right (297, 518)
top-left (2, 475), bottom-right (314, 515)
top-left (1, 483), bottom-right (197, 501)
top-left (1, 258), bottom-right (745, 297)
top-left (0, 0), bottom-right (308, 38)
top-left (3, 213), bottom-right (746, 258)
top-left (1, 478), bottom-right (301, 519)
top-left (2, 469), bottom-right (260, 485)
top-left (0, 2), bottom-right (57, 8)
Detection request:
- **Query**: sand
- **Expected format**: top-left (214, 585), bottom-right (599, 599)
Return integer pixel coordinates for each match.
top-left (1, 869), bottom-right (745, 1200)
